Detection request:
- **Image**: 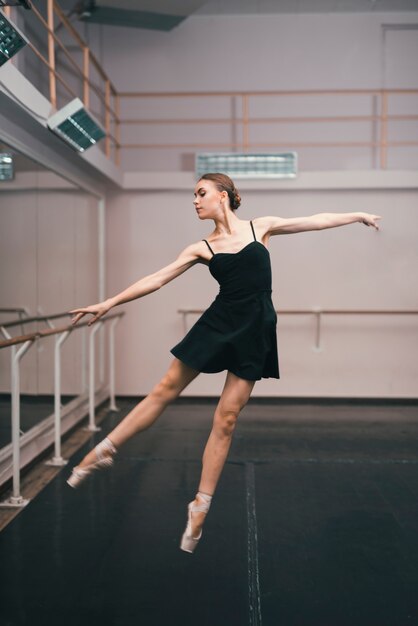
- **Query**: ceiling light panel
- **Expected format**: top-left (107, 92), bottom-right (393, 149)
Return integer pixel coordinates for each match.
top-left (196, 153), bottom-right (298, 179)
top-left (0, 10), bottom-right (28, 67)
top-left (0, 153), bottom-right (14, 181)
top-left (47, 98), bottom-right (106, 152)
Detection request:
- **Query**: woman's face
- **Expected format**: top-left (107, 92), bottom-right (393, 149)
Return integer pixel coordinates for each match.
top-left (193, 180), bottom-right (227, 219)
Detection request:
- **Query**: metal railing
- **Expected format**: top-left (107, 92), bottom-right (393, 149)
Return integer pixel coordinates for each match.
top-left (0, 307), bottom-right (30, 318)
top-left (0, 307), bottom-right (30, 336)
top-left (3, 2), bottom-right (121, 164)
top-left (4, 2), bottom-right (417, 170)
top-left (178, 307), bottom-right (418, 351)
top-left (0, 310), bottom-right (124, 507)
top-left (118, 88), bottom-right (418, 169)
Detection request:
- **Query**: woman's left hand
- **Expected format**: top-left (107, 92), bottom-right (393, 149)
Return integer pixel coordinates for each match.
top-left (359, 213), bottom-right (381, 230)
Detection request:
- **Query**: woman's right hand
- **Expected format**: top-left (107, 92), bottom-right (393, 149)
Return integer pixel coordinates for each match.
top-left (70, 300), bottom-right (112, 327)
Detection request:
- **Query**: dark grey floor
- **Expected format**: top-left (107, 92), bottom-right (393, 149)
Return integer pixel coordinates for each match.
top-left (0, 395), bottom-right (76, 449)
top-left (1, 398), bottom-right (418, 626)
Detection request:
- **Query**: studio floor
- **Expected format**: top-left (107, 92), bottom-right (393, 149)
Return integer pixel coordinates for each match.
top-left (1, 397), bottom-right (418, 626)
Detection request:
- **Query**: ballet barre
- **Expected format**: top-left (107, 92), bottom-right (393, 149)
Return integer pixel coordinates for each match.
top-left (0, 307), bottom-right (30, 338)
top-left (0, 311), bottom-right (124, 507)
top-left (178, 308), bottom-right (418, 351)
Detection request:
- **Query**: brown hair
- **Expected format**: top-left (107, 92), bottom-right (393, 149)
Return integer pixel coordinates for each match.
top-left (199, 173), bottom-right (241, 211)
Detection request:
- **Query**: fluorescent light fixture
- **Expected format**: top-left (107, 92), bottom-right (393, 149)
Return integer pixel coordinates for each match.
top-left (0, 152), bottom-right (14, 180)
top-left (47, 98), bottom-right (106, 152)
top-left (196, 152), bottom-right (298, 179)
top-left (0, 2), bottom-right (32, 8)
top-left (0, 10), bottom-right (28, 67)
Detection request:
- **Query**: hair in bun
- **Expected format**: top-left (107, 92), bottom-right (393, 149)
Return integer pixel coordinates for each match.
top-left (199, 173), bottom-right (241, 211)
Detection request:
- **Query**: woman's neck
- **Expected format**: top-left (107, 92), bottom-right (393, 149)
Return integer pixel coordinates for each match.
top-left (212, 209), bottom-right (241, 236)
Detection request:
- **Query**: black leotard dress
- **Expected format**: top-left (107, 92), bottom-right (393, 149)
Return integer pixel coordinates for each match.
top-left (170, 221), bottom-right (279, 381)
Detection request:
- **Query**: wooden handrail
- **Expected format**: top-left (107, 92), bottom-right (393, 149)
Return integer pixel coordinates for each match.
top-left (116, 87), bottom-right (418, 166)
top-left (0, 312), bottom-right (124, 349)
top-left (178, 309), bottom-right (418, 316)
top-left (118, 88), bottom-right (418, 98)
top-left (53, 1), bottom-right (116, 91)
top-left (21, 0), bottom-right (119, 164)
top-left (31, 2), bottom-right (85, 84)
top-left (177, 308), bottom-right (418, 350)
top-left (2, 312), bottom-right (72, 328)
top-left (119, 114), bottom-right (418, 125)
top-left (122, 141), bottom-right (389, 150)
top-left (16, 2), bottom-right (418, 170)
top-left (25, 39), bottom-right (78, 101)
top-left (1, 310), bottom-right (126, 329)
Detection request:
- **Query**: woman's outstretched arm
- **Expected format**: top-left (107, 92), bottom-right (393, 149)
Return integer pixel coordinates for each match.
top-left (70, 241), bottom-right (203, 326)
top-left (258, 212), bottom-right (381, 236)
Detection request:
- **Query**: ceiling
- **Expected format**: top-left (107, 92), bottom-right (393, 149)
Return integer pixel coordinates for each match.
top-left (97, 0), bottom-right (418, 14)
top-left (61, 0), bottom-right (418, 31)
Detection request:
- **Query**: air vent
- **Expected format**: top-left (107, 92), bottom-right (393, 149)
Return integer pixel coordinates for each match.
top-left (196, 153), bottom-right (298, 179)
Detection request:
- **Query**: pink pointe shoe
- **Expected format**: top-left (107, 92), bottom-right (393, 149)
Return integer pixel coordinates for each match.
top-left (180, 492), bottom-right (212, 554)
top-left (67, 437), bottom-right (117, 488)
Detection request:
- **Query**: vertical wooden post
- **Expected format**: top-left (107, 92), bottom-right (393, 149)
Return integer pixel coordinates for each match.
top-left (83, 46), bottom-right (90, 109)
top-left (47, 0), bottom-right (57, 109)
top-left (380, 90), bottom-right (388, 170)
top-left (115, 94), bottom-right (120, 166)
top-left (105, 80), bottom-right (111, 158)
top-left (242, 94), bottom-right (249, 152)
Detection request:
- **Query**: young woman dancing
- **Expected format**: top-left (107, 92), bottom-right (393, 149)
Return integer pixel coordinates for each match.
top-left (67, 172), bottom-right (381, 553)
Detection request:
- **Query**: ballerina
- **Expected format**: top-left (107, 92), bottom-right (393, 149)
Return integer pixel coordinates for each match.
top-left (68, 172), bottom-right (381, 553)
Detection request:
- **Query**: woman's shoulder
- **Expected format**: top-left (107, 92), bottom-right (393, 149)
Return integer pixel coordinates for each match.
top-left (177, 239), bottom-right (214, 264)
top-left (251, 216), bottom-right (276, 237)
top-left (252, 216), bottom-right (272, 226)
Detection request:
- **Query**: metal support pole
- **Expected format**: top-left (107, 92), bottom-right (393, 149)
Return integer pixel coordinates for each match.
top-left (98, 197), bottom-right (105, 385)
top-left (47, 0), bottom-right (57, 109)
top-left (242, 94), bottom-right (249, 152)
top-left (108, 317), bottom-right (120, 412)
top-left (380, 91), bottom-right (388, 170)
top-left (182, 312), bottom-right (188, 336)
top-left (44, 316), bottom-right (55, 329)
top-left (85, 322), bottom-right (102, 432)
top-left (313, 308), bottom-right (322, 352)
top-left (0, 340), bottom-right (33, 508)
top-left (83, 46), bottom-right (90, 109)
top-left (115, 94), bottom-right (120, 166)
top-left (105, 80), bottom-right (111, 158)
top-left (45, 330), bottom-right (71, 466)
top-left (81, 326), bottom-right (87, 392)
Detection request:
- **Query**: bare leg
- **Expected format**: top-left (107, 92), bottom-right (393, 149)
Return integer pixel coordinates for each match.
top-left (77, 358), bottom-right (199, 469)
top-left (190, 371), bottom-right (255, 537)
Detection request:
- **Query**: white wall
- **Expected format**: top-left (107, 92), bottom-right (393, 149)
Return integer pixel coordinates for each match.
top-left (83, 11), bottom-right (418, 171)
top-left (94, 12), bottom-right (416, 90)
top-left (106, 185), bottom-right (418, 398)
top-left (2, 10), bottom-right (417, 400)
top-left (0, 189), bottom-right (99, 394)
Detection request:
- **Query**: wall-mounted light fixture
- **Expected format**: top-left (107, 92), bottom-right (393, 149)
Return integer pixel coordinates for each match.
top-left (196, 152), bottom-right (298, 179)
top-left (0, 153), bottom-right (14, 181)
top-left (0, 2), bottom-right (32, 8)
top-left (47, 98), bottom-right (106, 152)
top-left (0, 9), bottom-right (29, 67)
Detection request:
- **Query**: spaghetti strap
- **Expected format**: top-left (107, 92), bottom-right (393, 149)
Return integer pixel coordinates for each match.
top-left (203, 239), bottom-right (215, 256)
top-left (250, 220), bottom-right (257, 242)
